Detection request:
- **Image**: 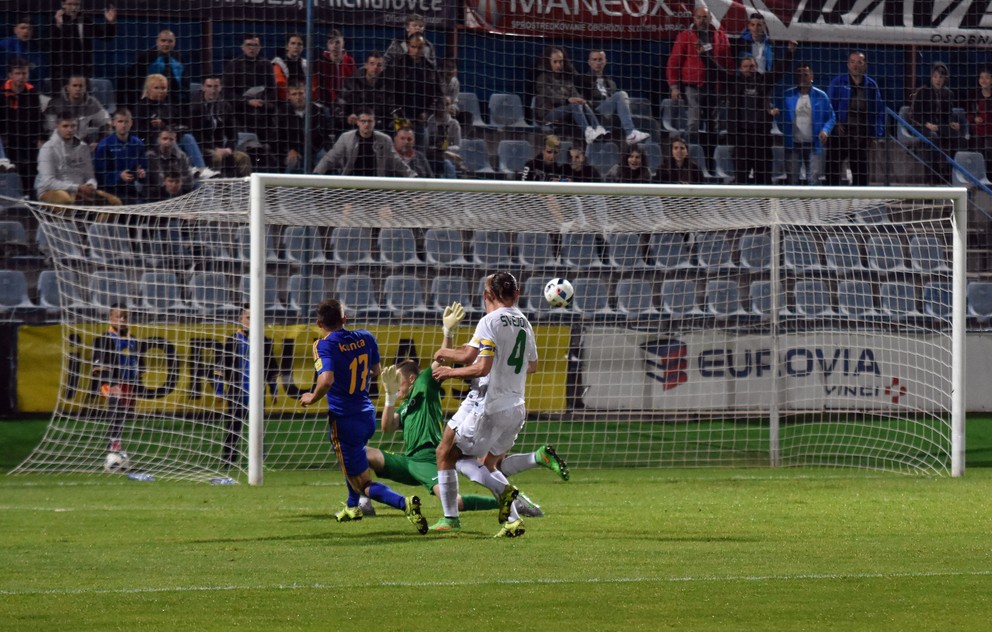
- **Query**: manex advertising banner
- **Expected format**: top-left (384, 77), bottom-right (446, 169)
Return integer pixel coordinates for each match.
top-left (465, 0), bottom-right (992, 46)
top-left (17, 324), bottom-right (570, 414)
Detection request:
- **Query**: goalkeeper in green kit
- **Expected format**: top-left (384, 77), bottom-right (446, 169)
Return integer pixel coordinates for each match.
top-left (358, 302), bottom-right (568, 520)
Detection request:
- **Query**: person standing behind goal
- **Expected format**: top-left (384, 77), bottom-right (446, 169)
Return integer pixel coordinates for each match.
top-left (431, 272), bottom-right (538, 538)
top-left (92, 304), bottom-right (139, 461)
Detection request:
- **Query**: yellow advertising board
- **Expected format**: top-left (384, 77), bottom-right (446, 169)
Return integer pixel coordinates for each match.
top-left (17, 324), bottom-right (570, 414)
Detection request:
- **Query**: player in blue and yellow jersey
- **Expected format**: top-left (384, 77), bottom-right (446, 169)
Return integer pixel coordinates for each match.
top-left (92, 303), bottom-right (140, 461)
top-left (214, 306), bottom-right (278, 467)
top-left (299, 298), bottom-right (428, 534)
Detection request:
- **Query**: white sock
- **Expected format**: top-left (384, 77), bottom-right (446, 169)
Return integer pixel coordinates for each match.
top-left (499, 452), bottom-right (538, 476)
top-left (437, 469), bottom-right (460, 519)
top-left (359, 495), bottom-right (371, 505)
top-left (456, 458), bottom-right (505, 495)
top-left (490, 470), bottom-right (520, 522)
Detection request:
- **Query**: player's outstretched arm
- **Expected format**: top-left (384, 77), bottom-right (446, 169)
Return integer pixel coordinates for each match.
top-left (379, 364), bottom-right (402, 432)
top-left (433, 302), bottom-right (465, 372)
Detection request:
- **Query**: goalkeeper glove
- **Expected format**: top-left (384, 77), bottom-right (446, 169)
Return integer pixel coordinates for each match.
top-left (380, 364), bottom-right (401, 407)
top-left (442, 301), bottom-right (465, 338)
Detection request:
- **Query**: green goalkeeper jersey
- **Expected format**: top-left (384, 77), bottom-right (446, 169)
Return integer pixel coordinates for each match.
top-left (397, 369), bottom-right (444, 458)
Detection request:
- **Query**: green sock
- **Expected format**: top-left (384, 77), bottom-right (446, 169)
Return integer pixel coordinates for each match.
top-left (461, 494), bottom-right (499, 511)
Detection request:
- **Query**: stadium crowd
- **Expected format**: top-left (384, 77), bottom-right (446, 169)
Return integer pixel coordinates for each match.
top-left (0, 4), bottom-right (986, 206)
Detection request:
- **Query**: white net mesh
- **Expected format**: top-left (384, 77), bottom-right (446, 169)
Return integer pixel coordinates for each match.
top-left (11, 178), bottom-right (962, 480)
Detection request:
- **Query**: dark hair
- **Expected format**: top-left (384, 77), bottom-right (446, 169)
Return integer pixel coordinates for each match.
top-left (357, 106), bottom-right (375, 117)
top-left (327, 29), bottom-right (344, 41)
top-left (406, 13), bottom-right (425, 24)
top-left (366, 50), bottom-right (384, 61)
top-left (487, 272), bottom-right (519, 302)
top-left (7, 56), bottom-right (29, 72)
top-left (408, 33), bottom-right (426, 45)
top-left (56, 110), bottom-right (76, 122)
top-left (111, 107), bottom-right (132, 119)
top-left (285, 32), bottom-right (304, 44)
top-left (243, 33), bottom-right (260, 42)
top-left (163, 171), bottom-right (183, 181)
top-left (316, 299), bottom-right (344, 329)
top-left (395, 359), bottom-right (421, 379)
top-left (15, 16), bottom-right (32, 27)
top-left (540, 46), bottom-right (574, 74)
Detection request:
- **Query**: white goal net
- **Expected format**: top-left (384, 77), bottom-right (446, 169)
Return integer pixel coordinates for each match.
top-left (12, 176), bottom-right (966, 482)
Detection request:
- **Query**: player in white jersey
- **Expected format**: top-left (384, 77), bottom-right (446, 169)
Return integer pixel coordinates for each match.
top-left (429, 271), bottom-right (538, 537)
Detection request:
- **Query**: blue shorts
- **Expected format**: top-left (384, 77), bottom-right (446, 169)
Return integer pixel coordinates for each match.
top-left (327, 410), bottom-right (376, 477)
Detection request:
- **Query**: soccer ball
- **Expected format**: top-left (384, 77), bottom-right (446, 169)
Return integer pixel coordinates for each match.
top-left (104, 451), bottom-right (130, 473)
top-left (544, 277), bottom-right (574, 308)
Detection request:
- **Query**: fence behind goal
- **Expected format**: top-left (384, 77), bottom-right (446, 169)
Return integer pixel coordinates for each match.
top-left (12, 177), bottom-right (966, 482)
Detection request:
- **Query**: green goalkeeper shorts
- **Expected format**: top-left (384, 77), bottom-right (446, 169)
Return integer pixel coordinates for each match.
top-left (379, 450), bottom-right (439, 494)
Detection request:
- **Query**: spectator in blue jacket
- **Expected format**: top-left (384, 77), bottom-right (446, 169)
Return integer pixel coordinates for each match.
top-left (778, 64), bottom-right (835, 185)
top-left (93, 108), bottom-right (148, 203)
top-left (735, 12), bottom-right (776, 75)
top-left (826, 51), bottom-right (885, 186)
top-left (0, 16), bottom-right (44, 86)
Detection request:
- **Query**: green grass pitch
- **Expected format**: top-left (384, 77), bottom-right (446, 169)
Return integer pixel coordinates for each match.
top-left (3, 418), bottom-right (992, 630)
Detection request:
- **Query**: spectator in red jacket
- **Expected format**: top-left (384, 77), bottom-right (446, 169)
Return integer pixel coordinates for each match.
top-left (314, 29), bottom-right (355, 106)
top-left (968, 68), bottom-right (992, 164)
top-left (666, 6), bottom-right (730, 156)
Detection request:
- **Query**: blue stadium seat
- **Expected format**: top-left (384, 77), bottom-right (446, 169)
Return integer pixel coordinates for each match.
top-left (647, 233), bottom-right (692, 270)
top-left (660, 98), bottom-right (686, 136)
top-left (239, 275), bottom-right (289, 316)
top-left (694, 232), bottom-right (735, 270)
top-left (866, 235), bottom-right (907, 272)
top-left (896, 105), bottom-right (920, 146)
top-left (330, 227), bottom-right (375, 266)
top-left (471, 230), bottom-right (512, 267)
top-left (517, 231), bottom-right (557, 267)
top-left (560, 233), bottom-right (605, 269)
top-left (605, 233), bottom-right (647, 269)
top-left (968, 281), bottom-right (992, 323)
top-left (378, 228), bottom-right (421, 267)
top-left (688, 143), bottom-right (719, 181)
top-left (952, 151), bottom-right (991, 187)
top-left (908, 234), bottom-right (951, 272)
top-left (497, 139), bottom-right (533, 175)
top-left (749, 280), bottom-right (786, 319)
top-left (660, 279), bottom-right (702, 318)
top-left (457, 138), bottom-right (495, 175)
top-left (824, 234), bottom-right (865, 273)
top-left (424, 228), bottom-right (468, 266)
top-left (89, 270), bottom-right (130, 309)
top-left (288, 274), bottom-right (327, 315)
top-left (585, 141), bottom-right (619, 177)
top-left (336, 273), bottom-right (383, 319)
top-left (738, 233), bottom-right (771, 271)
top-left (572, 276), bottom-right (616, 321)
top-left (383, 275), bottom-right (428, 317)
top-left (139, 271), bottom-right (186, 313)
top-left (923, 282), bottom-right (952, 320)
top-left (430, 275), bottom-right (474, 312)
top-left (488, 93), bottom-right (531, 128)
top-left (0, 220), bottom-right (27, 249)
top-left (641, 141), bottom-right (662, 171)
top-left (704, 279), bottom-right (746, 318)
top-left (235, 225), bottom-right (278, 262)
top-left (836, 280), bottom-right (878, 317)
top-left (457, 92), bottom-right (488, 128)
top-left (282, 226), bottom-right (327, 264)
top-left (188, 272), bottom-right (238, 318)
top-left (89, 78), bottom-right (116, 112)
top-left (0, 269), bottom-right (35, 315)
top-left (713, 145), bottom-right (734, 182)
top-left (87, 223), bottom-right (135, 266)
top-left (38, 221), bottom-right (85, 260)
top-left (793, 280), bottom-right (833, 317)
top-left (879, 281), bottom-right (921, 321)
top-left (615, 278), bottom-right (659, 321)
top-left (783, 233), bottom-right (824, 272)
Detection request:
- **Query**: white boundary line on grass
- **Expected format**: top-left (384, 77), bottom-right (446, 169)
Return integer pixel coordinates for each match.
top-left (4, 569), bottom-right (992, 597)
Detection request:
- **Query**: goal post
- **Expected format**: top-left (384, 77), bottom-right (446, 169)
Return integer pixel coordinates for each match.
top-left (14, 177), bottom-right (967, 482)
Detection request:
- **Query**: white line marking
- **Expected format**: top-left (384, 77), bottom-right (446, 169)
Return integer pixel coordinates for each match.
top-left (3, 569), bottom-right (991, 597)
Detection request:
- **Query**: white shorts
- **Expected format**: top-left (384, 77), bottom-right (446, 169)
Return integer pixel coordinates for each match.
top-left (447, 400), bottom-right (526, 458)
